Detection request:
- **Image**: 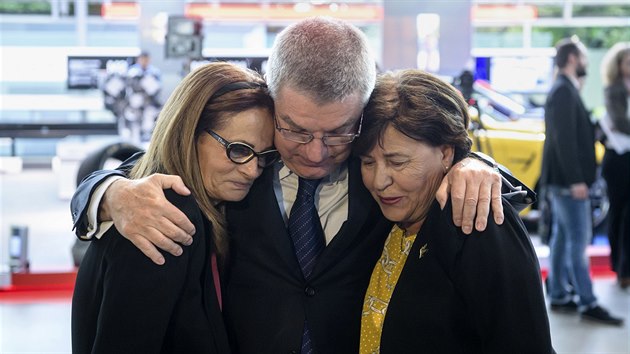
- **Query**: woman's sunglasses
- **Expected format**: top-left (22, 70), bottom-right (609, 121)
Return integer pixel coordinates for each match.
top-left (206, 130), bottom-right (280, 168)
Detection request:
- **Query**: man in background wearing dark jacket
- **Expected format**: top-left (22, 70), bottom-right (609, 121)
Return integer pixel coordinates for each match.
top-left (542, 36), bottom-right (623, 326)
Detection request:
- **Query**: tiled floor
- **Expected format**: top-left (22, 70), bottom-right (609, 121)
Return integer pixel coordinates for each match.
top-left (1, 168), bottom-right (629, 353)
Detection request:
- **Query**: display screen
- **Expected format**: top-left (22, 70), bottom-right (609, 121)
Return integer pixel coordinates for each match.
top-left (67, 56), bottom-right (134, 89)
top-left (475, 56), bottom-right (554, 93)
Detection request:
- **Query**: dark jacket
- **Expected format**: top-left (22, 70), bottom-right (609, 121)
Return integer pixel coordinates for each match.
top-left (542, 74), bottom-right (597, 187)
top-left (605, 81), bottom-right (630, 134)
top-left (72, 189), bottom-right (230, 354)
top-left (224, 157), bottom-right (392, 354)
top-left (378, 199), bottom-right (555, 354)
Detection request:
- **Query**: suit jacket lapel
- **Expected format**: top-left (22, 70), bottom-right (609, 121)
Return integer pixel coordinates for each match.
top-left (248, 166), bottom-right (304, 279)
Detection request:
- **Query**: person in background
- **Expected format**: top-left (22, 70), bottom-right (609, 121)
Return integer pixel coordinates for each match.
top-left (355, 69), bottom-right (554, 353)
top-left (72, 62), bottom-right (278, 353)
top-left (542, 36), bottom-right (623, 325)
top-left (600, 42), bottom-right (630, 288)
top-left (127, 51), bottom-right (161, 79)
top-left (70, 17), bottom-right (532, 353)
top-left (125, 51), bottom-right (162, 143)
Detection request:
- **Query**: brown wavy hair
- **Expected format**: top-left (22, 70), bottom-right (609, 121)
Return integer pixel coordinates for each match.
top-left (130, 62), bottom-right (273, 262)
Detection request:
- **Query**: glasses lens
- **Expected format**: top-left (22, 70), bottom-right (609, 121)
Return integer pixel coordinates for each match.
top-left (227, 143), bottom-right (255, 163)
top-left (280, 129), bottom-right (313, 144)
top-left (258, 150), bottom-right (280, 167)
top-left (323, 135), bottom-right (356, 146)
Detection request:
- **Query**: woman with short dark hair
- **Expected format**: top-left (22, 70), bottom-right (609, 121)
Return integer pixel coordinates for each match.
top-left (355, 69), bottom-right (554, 353)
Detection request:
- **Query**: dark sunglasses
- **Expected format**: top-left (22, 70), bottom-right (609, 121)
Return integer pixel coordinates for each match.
top-left (206, 130), bottom-right (280, 168)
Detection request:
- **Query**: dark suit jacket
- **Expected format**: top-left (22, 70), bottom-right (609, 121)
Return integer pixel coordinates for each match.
top-left (72, 189), bottom-right (230, 354)
top-left (224, 157), bottom-right (393, 354)
top-left (378, 200), bottom-right (554, 354)
top-left (542, 74), bottom-right (596, 187)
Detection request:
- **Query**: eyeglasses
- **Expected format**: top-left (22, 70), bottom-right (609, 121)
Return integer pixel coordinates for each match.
top-left (274, 113), bottom-right (363, 146)
top-left (206, 130), bottom-right (280, 168)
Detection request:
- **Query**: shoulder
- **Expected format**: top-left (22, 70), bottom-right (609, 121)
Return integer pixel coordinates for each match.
top-left (552, 80), bottom-right (574, 97)
top-left (163, 189), bottom-right (204, 227)
top-left (436, 198), bottom-right (529, 251)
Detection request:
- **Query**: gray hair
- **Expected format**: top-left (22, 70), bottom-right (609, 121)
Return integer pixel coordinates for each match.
top-left (266, 17), bottom-right (376, 105)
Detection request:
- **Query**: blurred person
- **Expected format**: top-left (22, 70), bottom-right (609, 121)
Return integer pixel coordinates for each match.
top-left (70, 17), bottom-right (533, 353)
top-left (355, 69), bottom-right (554, 353)
top-left (541, 37), bottom-right (623, 325)
top-left (124, 51), bottom-right (162, 143)
top-left (127, 51), bottom-right (161, 79)
top-left (72, 62), bottom-right (278, 353)
top-left (600, 42), bottom-right (630, 288)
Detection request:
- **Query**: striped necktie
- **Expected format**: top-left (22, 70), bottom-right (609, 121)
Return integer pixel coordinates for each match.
top-left (289, 177), bottom-right (324, 353)
top-left (289, 177), bottom-right (325, 279)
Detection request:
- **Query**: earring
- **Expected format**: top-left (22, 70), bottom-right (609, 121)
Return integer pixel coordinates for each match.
top-left (443, 164), bottom-right (449, 174)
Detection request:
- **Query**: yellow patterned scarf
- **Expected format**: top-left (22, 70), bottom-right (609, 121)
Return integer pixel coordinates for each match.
top-left (360, 224), bottom-right (417, 354)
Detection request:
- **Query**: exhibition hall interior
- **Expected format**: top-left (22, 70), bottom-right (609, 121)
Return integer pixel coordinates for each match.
top-left (1, 0), bottom-right (629, 352)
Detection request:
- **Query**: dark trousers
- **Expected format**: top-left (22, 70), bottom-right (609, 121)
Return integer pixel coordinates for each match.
top-left (602, 149), bottom-right (630, 278)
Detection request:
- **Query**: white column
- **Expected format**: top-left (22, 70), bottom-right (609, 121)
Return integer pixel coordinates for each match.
top-left (74, 0), bottom-right (87, 46)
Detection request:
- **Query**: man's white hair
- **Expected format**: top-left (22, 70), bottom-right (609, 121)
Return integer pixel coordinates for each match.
top-left (266, 17), bottom-right (376, 105)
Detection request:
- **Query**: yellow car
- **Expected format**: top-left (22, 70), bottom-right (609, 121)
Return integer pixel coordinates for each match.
top-left (467, 81), bottom-right (609, 238)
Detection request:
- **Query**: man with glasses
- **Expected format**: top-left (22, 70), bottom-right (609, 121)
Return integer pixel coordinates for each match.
top-left (71, 17), bottom-right (523, 353)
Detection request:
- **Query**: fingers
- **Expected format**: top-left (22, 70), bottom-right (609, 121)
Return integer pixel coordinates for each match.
top-left (570, 183), bottom-right (589, 200)
top-left (105, 173), bottom-right (196, 264)
top-left (127, 235), bottom-right (166, 265)
top-left (447, 157), bottom-right (504, 234)
top-left (490, 176), bottom-right (504, 225)
top-left (435, 176), bottom-right (450, 209)
top-left (119, 218), bottom-right (187, 264)
top-left (474, 180), bottom-right (492, 232)
top-left (449, 171), bottom-right (467, 228)
top-left (460, 177), bottom-right (481, 235)
top-left (147, 174), bottom-right (196, 237)
top-left (159, 204), bottom-right (195, 244)
top-left (152, 174), bottom-right (191, 196)
top-left (144, 224), bottom-right (185, 256)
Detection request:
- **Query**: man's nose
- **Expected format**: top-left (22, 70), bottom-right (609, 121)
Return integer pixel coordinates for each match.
top-left (303, 138), bottom-right (329, 163)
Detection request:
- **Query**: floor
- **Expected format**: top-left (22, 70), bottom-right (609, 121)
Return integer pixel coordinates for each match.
top-left (1, 168), bottom-right (629, 354)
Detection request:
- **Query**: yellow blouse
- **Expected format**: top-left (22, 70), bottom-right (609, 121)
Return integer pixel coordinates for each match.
top-left (360, 224), bottom-right (417, 354)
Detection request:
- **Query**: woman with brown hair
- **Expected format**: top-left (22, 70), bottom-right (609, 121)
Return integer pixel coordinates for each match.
top-left (72, 62), bottom-right (279, 353)
top-left (355, 69), bottom-right (554, 353)
top-left (600, 42), bottom-right (630, 288)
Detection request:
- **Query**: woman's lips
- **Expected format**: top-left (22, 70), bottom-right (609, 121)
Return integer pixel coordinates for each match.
top-left (232, 181), bottom-right (252, 189)
top-left (379, 196), bottom-right (402, 205)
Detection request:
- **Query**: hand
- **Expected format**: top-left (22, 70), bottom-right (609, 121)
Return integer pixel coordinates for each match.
top-left (570, 183), bottom-right (589, 200)
top-left (100, 174), bottom-right (196, 265)
top-left (436, 157), bottom-right (503, 234)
